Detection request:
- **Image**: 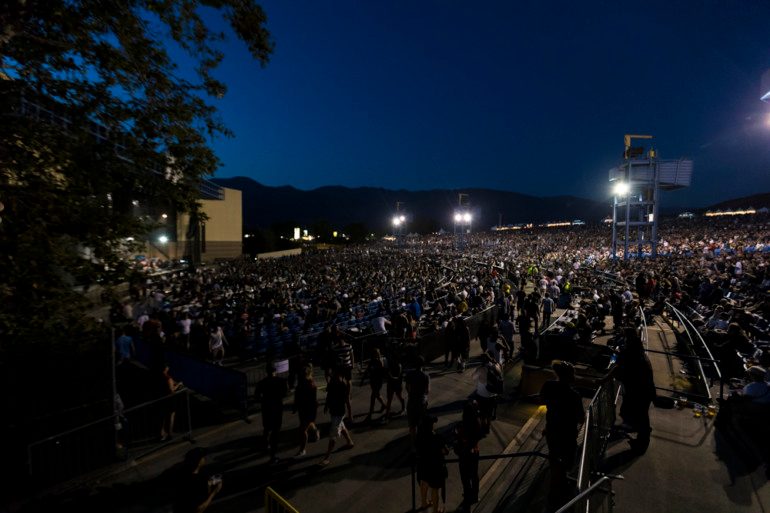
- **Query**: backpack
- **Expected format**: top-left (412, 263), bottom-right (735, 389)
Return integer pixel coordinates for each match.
top-left (486, 364), bottom-right (504, 394)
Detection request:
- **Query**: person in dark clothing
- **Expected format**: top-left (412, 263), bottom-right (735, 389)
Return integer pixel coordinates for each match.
top-left (363, 348), bottom-right (387, 422)
top-left (454, 401), bottom-right (482, 512)
top-left (406, 357), bottom-right (431, 438)
top-left (454, 316), bottom-right (471, 372)
top-left (293, 364), bottom-right (318, 457)
top-left (416, 415), bottom-right (448, 513)
top-left (255, 362), bottom-right (288, 463)
top-left (614, 329), bottom-right (656, 454)
top-left (318, 324), bottom-right (335, 383)
top-left (321, 368), bottom-right (354, 466)
top-left (383, 349), bottom-right (406, 421)
top-left (173, 447), bottom-right (222, 513)
top-left (540, 360), bottom-right (585, 510)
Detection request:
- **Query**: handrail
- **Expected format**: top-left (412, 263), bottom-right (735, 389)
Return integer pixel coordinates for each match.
top-left (576, 386), bottom-right (600, 491)
top-left (27, 388), bottom-right (190, 448)
top-left (554, 474), bottom-right (624, 513)
top-left (666, 302), bottom-right (721, 382)
top-left (664, 304), bottom-right (713, 402)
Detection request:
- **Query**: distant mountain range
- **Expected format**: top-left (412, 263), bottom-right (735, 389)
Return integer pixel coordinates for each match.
top-left (210, 177), bottom-right (770, 232)
top-left (211, 176), bottom-right (610, 231)
top-left (705, 193), bottom-right (770, 212)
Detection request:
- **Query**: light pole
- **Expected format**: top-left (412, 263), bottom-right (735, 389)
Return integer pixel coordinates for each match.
top-left (612, 181), bottom-right (630, 261)
top-left (453, 211), bottom-right (472, 251)
top-left (392, 214), bottom-right (406, 246)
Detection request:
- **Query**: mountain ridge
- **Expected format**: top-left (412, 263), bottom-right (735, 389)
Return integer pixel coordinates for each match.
top-left (211, 176), bottom-right (609, 231)
top-left (211, 176), bottom-right (770, 231)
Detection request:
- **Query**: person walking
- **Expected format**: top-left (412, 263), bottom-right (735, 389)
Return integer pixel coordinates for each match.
top-left (293, 364), bottom-right (319, 457)
top-left (383, 349), bottom-right (406, 422)
top-left (406, 356), bottom-right (431, 439)
top-left (255, 362), bottom-right (288, 463)
top-left (473, 352), bottom-right (503, 433)
top-left (614, 328), bottom-right (656, 454)
top-left (416, 415), bottom-right (449, 513)
top-left (321, 368), bottom-right (354, 466)
top-left (540, 360), bottom-right (585, 509)
top-left (453, 401), bottom-right (482, 512)
top-left (541, 293), bottom-right (555, 331)
top-left (158, 363), bottom-right (184, 442)
top-left (454, 316), bottom-right (471, 373)
top-left (363, 348), bottom-right (387, 423)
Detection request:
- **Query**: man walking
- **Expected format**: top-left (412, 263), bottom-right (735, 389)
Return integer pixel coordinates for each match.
top-left (321, 368), bottom-right (354, 466)
top-left (255, 362), bottom-right (288, 463)
top-left (541, 293), bottom-right (555, 331)
top-left (406, 356), bottom-right (431, 439)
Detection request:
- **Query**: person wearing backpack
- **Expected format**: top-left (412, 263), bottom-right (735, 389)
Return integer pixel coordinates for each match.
top-left (473, 351), bottom-right (503, 434)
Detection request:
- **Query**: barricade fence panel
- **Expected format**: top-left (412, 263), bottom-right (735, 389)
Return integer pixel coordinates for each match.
top-left (134, 338), bottom-right (249, 414)
top-left (27, 389), bottom-right (192, 485)
top-left (575, 380), bottom-right (618, 513)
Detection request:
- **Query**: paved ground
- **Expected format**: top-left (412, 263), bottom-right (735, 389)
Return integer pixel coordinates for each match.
top-left (35, 337), bottom-right (544, 513)
top-left (604, 312), bottom-right (770, 513)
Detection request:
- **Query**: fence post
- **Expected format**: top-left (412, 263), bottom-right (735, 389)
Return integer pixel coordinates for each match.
top-left (185, 389), bottom-right (194, 442)
top-left (111, 327), bottom-right (118, 456)
top-left (411, 453), bottom-right (416, 512)
top-left (27, 443), bottom-right (33, 479)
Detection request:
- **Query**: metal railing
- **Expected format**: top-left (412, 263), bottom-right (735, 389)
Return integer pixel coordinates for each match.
top-left (27, 389), bottom-right (193, 485)
top-left (665, 302), bottom-right (723, 401)
top-left (409, 450), bottom-right (550, 513)
top-left (574, 379), bottom-right (619, 513)
top-left (555, 474), bottom-right (624, 513)
top-left (265, 486), bottom-right (300, 513)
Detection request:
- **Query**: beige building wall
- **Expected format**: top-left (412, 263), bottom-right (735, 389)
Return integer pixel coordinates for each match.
top-left (175, 186), bottom-right (243, 261)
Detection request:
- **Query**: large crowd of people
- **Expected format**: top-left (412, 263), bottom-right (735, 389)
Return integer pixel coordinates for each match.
top-left (110, 213), bottom-right (770, 513)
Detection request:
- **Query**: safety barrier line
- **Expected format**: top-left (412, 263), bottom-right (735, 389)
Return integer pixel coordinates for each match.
top-left (265, 486), bottom-right (300, 513)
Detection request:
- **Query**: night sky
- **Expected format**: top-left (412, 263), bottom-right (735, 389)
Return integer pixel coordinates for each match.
top-left (204, 1), bottom-right (770, 207)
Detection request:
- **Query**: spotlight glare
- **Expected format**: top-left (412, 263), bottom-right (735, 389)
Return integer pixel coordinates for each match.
top-left (613, 182), bottom-right (630, 196)
top-left (463, 212), bottom-right (472, 223)
top-left (454, 213), bottom-right (462, 223)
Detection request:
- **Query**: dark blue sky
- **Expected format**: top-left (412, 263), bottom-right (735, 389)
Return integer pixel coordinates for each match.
top-left (205, 1), bottom-right (770, 207)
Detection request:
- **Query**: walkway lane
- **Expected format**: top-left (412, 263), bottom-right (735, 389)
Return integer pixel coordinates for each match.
top-left (606, 313), bottom-right (770, 513)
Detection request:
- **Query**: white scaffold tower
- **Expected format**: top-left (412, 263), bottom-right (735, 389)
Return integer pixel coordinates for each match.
top-left (609, 134), bottom-right (693, 260)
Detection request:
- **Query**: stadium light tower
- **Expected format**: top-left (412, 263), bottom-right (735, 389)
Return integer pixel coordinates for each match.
top-left (393, 201), bottom-right (406, 247)
top-left (609, 134), bottom-right (692, 261)
top-left (453, 193), bottom-right (472, 250)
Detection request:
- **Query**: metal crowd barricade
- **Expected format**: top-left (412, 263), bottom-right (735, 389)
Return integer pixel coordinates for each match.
top-left (27, 389), bottom-right (193, 485)
top-left (409, 450), bottom-right (551, 513)
top-left (265, 486), bottom-right (300, 513)
top-left (573, 379), bottom-right (620, 513)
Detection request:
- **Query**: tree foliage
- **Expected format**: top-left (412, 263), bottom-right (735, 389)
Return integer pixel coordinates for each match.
top-left (0, 0), bottom-right (273, 353)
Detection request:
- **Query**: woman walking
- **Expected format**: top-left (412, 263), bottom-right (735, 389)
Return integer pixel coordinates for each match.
top-left (293, 364), bottom-right (319, 457)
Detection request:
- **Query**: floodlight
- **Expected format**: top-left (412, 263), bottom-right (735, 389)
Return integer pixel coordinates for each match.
top-left (613, 182), bottom-right (630, 196)
top-left (161, 213), bottom-right (168, 219)
top-left (463, 212), bottom-right (472, 223)
top-left (399, 215), bottom-right (406, 222)
top-left (392, 217), bottom-right (401, 226)
top-left (158, 235), bottom-right (169, 244)
top-left (454, 213), bottom-right (462, 222)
